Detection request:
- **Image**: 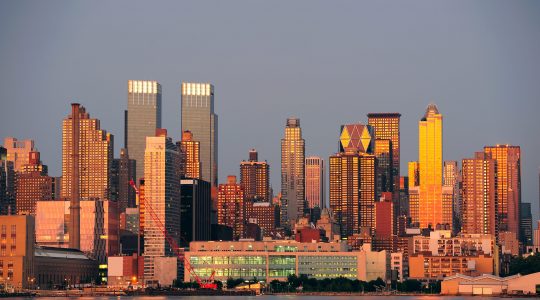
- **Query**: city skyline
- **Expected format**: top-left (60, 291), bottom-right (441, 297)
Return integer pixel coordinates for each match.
top-left (1, 1), bottom-right (540, 222)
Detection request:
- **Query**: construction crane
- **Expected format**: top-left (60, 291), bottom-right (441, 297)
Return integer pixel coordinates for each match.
top-left (129, 180), bottom-right (217, 290)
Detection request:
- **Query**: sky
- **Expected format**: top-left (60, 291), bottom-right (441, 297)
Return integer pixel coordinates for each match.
top-left (1, 1), bottom-right (540, 222)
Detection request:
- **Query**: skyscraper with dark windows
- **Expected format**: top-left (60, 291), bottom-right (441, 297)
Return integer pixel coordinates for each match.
top-left (126, 80), bottom-right (162, 181)
top-left (281, 118), bottom-right (305, 227)
top-left (181, 82), bottom-right (218, 187)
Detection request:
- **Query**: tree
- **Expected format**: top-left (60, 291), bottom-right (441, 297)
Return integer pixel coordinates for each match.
top-left (509, 254), bottom-right (540, 276)
top-left (226, 277), bottom-right (244, 289)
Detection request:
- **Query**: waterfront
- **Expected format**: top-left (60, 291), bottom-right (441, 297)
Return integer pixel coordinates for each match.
top-left (21, 296), bottom-right (538, 300)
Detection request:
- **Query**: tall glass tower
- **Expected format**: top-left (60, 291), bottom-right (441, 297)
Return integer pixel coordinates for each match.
top-left (126, 80), bottom-right (162, 181)
top-left (281, 118), bottom-right (305, 227)
top-left (181, 82), bottom-right (218, 187)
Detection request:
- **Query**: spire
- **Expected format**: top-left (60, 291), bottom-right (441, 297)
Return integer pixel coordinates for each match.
top-left (423, 103), bottom-right (440, 119)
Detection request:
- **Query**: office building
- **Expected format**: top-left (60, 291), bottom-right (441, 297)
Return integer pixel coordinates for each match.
top-left (217, 176), bottom-right (245, 240)
top-left (399, 176), bottom-right (409, 216)
top-left (143, 129), bottom-right (181, 280)
top-left (411, 104), bottom-right (447, 229)
top-left (181, 82), bottom-right (218, 186)
top-left (245, 201), bottom-right (279, 237)
top-left (240, 149), bottom-right (270, 202)
top-left (329, 123), bottom-right (376, 239)
top-left (185, 240), bottom-right (389, 283)
top-left (0, 156), bottom-right (15, 215)
top-left (2, 137), bottom-right (36, 172)
top-left (484, 145), bottom-right (521, 242)
top-left (373, 192), bottom-right (395, 252)
top-left (177, 130), bottom-right (201, 180)
top-left (126, 80), bottom-right (162, 182)
top-left (117, 148), bottom-right (136, 211)
top-left (373, 139), bottom-right (392, 199)
top-left (305, 156), bottom-right (325, 209)
top-left (461, 152), bottom-right (497, 236)
top-left (281, 118), bottom-right (305, 226)
top-left (15, 152), bottom-right (52, 215)
top-left (180, 178), bottom-right (211, 247)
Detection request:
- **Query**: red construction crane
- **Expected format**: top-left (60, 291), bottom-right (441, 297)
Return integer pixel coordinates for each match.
top-left (129, 180), bottom-right (217, 289)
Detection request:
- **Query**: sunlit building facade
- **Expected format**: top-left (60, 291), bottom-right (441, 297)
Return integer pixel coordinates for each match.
top-left (240, 149), bottom-right (270, 202)
top-left (329, 123), bottom-right (376, 239)
top-left (0, 215), bottom-right (35, 290)
top-left (281, 118), bottom-right (305, 226)
top-left (2, 137), bottom-right (36, 172)
top-left (126, 80), bottom-right (162, 182)
top-left (305, 156), bottom-right (324, 209)
top-left (484, 145), bottom-right (521, 243)
top-left (181, 82), bottom-right (218, 186)
top-left (443, 161), bottom-right (462, 232)
top-left (461, 152), bottom-right (497, 236)
top-left (61, 104), bottom-right (113, 201)
top-left (143, 130), bottom-right (181, 280)
top-left (177, 130), bottom-right (201, 180)
top-left (414, 104), bottom-right (446, 229)
top-left (217, 176), bottom-right (245, 240)
top-left (15, 152), bottom-right (52, 216)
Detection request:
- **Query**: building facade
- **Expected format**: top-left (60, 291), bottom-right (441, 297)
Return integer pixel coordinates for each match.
top-left (181, 82), bottom-right (218, 186)
top-left (177, 130), bottom-right (201, 180)
top-left (443, 160), bottom-right (462, 232)
top-left (240, 149), bottom-right (270, 202)
top-left (126, 80), bottom-right (162, 182)
top-left (484, 145), bottom-right (521, 243)
top-left (329, 123), bottom-right (376, 239)
top-left (15, 152), bottom-right (52, 215)
top-left (0, 215), bottom-right (34, 290)
top-left (143, 130), bottom-right (181, 280)
top-left (2, 137), bottom-right (36, 172)
top-left (305, 156), bottom-right (325, 209)
top-left (281, 118), bottom-right (305, 227)
top-left (461, 152), bottom-right (497, 236)
top-left (180, 178), bottom-right (211, 247)
top-left (217, 176), bottom-right (245, 240)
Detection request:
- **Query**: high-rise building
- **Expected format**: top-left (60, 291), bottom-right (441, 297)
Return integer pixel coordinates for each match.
top-left (240, 149), bottom-right (270, 202)
top-left (484, 145), bottom-right (521, 242)
top-left (143, 129), bottom-right (181, 280)
top-left (281, 118), bottom-right (305, 227)
top-left (305, 156), bottom-right (325, 209)
top-left (412, 104), bottom-right (447, 229)
top-left (180, 178), bottom-right (211, 247)
top-left (3, 137), bottom-right (36, 172)
top-left (367, 113), bottom-right (401, 192)
top-left (62, 104), bottom-right (113, 250)
top-left (408, 161), bottom-right (419, 188)
top-left (443, 161), bottom-right (462, 232)
top-left (111, 149), bottom-right (136, 212)
top-left (217, 175), bottom-right (245, 240)
top-left (126, 80), bottom-right (162, 182)
top-left (373, 139), bottom-right (392, 198)
top-left (461, 152), bottom-right (497, 236)
top-left (15, 152), bottom-right (52, 215)
top-left (520, 202), bottom-right (533, 247)
top-left (245, 201), bottom-right (279, 237)
top-left (399, 176), bottom-right (409, 216)
top-left (177, 130), bottom-right (201, 180)
top-left (329, 123), bottom-right (376, 239)
top-left (181, 82), bottom-right (218, 186)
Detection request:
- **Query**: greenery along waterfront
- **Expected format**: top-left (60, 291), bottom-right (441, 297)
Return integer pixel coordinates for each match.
top-left (224, 275), bottom-right (441, 293)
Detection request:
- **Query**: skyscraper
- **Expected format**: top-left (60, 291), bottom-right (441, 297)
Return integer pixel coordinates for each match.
top-left (443, 161), bottom-right (462, 232)
top-left (305, 156), bottom-right (325, 209)
top-left (127, 80), bottom-right (162, 182)
top-left (281, 118), bottom-right (305, 226)
top-left (217, 175), bottom-right (245, 240)
top-left (240, 149), bottom-right (270, 202)
top-left (414, 104), bottom-right (447, 229)
top-left (484, 145), bottom-right (521, 242)
top-left (180, 178), bottom-right (211, 247)
top-left (143, 129), bottom-right (181, 280)
top-left (373, 139), bottom-right (393, 200)
top-left (461, 152), bottom-right (496, 236)
top-left (177, 130), bottom-right (201, 180)
top-left (0, 156), bottom-right (15, 215)
top-left (112, 148), bottom-right (136, 212)
top-left (181, 82), bottom-right (218, 186)
top-left (62, 103), bottom-right (113, 249)
top-left (3, 137), bottom-right (36, 172)
top-left (329, 123), bottom-right (376, 239)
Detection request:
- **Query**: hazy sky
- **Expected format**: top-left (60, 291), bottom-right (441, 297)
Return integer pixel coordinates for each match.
top-left (1, 1), bottom-right (540, 221)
